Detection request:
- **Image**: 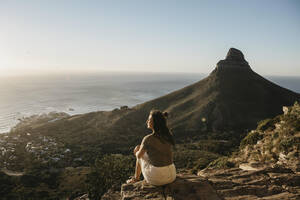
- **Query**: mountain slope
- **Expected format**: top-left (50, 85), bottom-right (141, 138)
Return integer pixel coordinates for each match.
top-left (107, 48), bottom-right (300, 137)
top-left (10, 48), bottom-right (300, 150)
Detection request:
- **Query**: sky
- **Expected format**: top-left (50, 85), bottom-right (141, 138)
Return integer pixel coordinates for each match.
top-left (0, 0), bottom-right (300, 76)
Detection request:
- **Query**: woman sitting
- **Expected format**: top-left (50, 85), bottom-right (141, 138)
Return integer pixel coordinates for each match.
top-left (126, 110), bottom-right (176, 186)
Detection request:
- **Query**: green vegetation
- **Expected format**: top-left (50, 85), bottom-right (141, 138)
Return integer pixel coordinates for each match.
top-left (173, 137), bottom-right (241, 170)
top-left (0, 161), bottom-right (91, 199)
top-left (280, 102), bottom-right (300, 132)
top-left (1, 99), bottom-right (299, 199)
top-left (86, 154), bottom-right (135, 200)
top-left (257, 118), bottom-right (274, 131)
top-left (233, 102), bottom-right (300, 169)
top-left (240, 131), bottom-right (262, 148)
top-left (174, 149), bottom-right (219, 170)
top-left (279, 138), bottom-right (297, 153)
top-left (0, 163), bottom-right (62, 200)
top-left (207, 156), bottom-right (235, 169)
top-left (0, 172), bottom-right (17, 200)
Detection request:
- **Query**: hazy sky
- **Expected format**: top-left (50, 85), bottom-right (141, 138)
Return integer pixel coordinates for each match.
top-left (0, 0), bottom-right (299, 76)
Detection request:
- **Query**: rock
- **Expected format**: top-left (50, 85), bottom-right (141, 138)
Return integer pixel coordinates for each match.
top-left (74, 193), bottom-right (89, 200)
top-left (101, 188), bottom-right (122, 200)
top-left (239, 163), bottom-right (264, 171)
top-left (282, 106), bottom-right (289, 115)
top-left (101, 160), bottom-right (300, 200)
top-left (120, 174), bottom-right (221, 200)
top-left (198, 167), bottom-right (300, 200)
top-left (260, 192), bottom-right (300, 200)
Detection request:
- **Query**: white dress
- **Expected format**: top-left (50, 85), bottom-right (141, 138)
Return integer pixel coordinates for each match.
top-left (138, 152), bottom-right (176, 186)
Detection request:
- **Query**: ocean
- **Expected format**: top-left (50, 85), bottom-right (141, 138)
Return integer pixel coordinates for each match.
top-left (0, 72), bottom-right (299, 133)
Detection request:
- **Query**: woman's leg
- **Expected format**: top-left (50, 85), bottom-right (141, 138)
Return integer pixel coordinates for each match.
top-left (134, 145), bottom-right (142, 180)
top-left (127, 145), bottom-right (142, 183)
top-left (134, 159), bottom-right (142, 180)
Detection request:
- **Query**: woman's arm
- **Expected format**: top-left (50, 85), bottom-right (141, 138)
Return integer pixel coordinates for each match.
top-left (135, 144), bottom-right (146, 159)
top-left (136, 135), bottom-right (150, 159)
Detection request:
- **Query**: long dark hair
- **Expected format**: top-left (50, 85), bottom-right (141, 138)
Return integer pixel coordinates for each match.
top-left (150, 110), bottom-right (175, 146)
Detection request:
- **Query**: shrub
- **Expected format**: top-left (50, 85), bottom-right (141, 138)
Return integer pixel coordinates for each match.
top-left (257, 118), bottom-right (274, 131)
top-left (207, 156), bottom-right (235, 169)
top-left (86, 154), bottom-right (135, 199)
top-left (283, 115), bottom-right (300, 132)
top-left (193, 157), bottom-right (216, 170)
top-left (272, 132), bottom-right (279, 139)
top-left (0, 172), bottom-right (16, 197)
top-left (240, 131), bottom-right (262, 148)
top-left (20, 174), bottom-right (42, 187)
top-left (174, 149), bottom-right (219, 169)
top-left (279, 138), bottom-right (296, 153)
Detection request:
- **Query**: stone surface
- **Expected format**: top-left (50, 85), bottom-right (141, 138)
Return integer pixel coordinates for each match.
top-left (103, 165), bottom-right (300, 200)
top-left (199, 167), bottom-right (300, 200)
top-left (120, 174), bottom-right (221, 200)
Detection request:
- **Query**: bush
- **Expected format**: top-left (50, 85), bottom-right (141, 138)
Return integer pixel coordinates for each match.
top-left (272, 132), bottom-right (279, 139)
top-left (20, 175), bottom-right (41, 187)
top-left (283, 115), bottom-right (300, 132)
top-left (279, 138), bottom-right (296, 153)
top-left (240, 131), bottom-right (262, 148)
top-left (174, 149), bottom-right (219, 169)
top-left (207, 156), bottom-right (235, 169)
top-left (193, 157), bottom-right (216, 170)
top-left (257, 118), bottom-right (274, 131)
top-left (0, 172), bottom-right (16, 198)
top-left (86, 154), bottom-right (135, 200)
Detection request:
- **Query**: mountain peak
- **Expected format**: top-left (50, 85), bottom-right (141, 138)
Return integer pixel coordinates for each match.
top-left (225, 48), bottom-right (246, 61)
top-left (215, 48), bottom-right (250, 70)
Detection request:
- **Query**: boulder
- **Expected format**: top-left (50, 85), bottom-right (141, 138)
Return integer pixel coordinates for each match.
top-left (120, 174), bottom-right (221, 200)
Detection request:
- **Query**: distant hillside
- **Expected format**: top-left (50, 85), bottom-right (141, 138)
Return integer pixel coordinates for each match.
top-left (9, 48), bottom-right (300, 153)
top-left (126, 48), bottom-right (300, 133)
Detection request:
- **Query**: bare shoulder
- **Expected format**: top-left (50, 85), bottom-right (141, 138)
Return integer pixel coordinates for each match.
top-left (142, 133), bottom-right (154, 142)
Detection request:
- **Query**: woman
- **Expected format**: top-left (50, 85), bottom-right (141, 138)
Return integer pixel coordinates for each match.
top-left (126, 110), bottom-right (176, 186)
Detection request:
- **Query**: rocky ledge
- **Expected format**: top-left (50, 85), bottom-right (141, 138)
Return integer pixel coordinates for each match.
top-left (101, 165), bottom-right (300, 200)
top-left (102, 173), bottom-right (221, 200)
top-left (199, 165), bottom-right (300, 200)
